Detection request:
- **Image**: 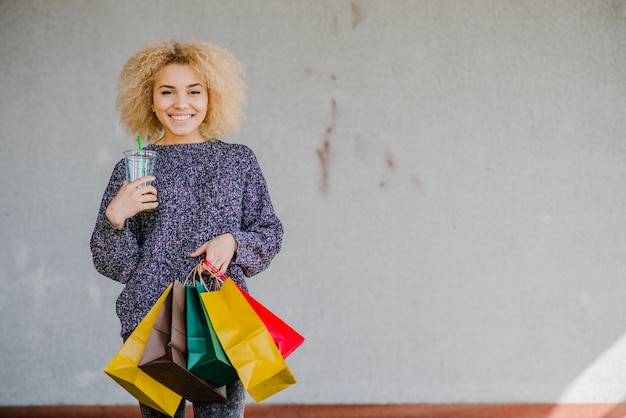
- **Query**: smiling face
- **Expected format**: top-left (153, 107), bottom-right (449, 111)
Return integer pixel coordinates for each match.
top-left (152, 63), bottom-right (208, 144)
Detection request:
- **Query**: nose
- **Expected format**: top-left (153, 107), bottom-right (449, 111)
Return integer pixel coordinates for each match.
top-left (173, 94), bottom-right (189, 109)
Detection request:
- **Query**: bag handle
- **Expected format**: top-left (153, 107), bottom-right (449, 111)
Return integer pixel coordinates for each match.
top-left (184, 262), bottom-right (221, 291)
top-left (202, 259), bottom-right (229, 283)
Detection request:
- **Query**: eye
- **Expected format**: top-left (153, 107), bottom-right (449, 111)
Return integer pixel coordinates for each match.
top-left (190, 90), bottom-right (202, 95)
top-left (160, 90), bottom-right (173, 96)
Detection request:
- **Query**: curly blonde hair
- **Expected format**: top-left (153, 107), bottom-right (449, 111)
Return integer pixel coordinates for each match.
top-left (116, 39), bottom-right (246, 143)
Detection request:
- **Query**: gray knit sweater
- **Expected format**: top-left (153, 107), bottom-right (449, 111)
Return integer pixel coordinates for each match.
top-left (90, 141), bottom-right (283, 337)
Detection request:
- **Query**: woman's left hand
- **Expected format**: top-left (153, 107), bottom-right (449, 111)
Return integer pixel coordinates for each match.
top-left (190, 233), bottom-right (238, 274)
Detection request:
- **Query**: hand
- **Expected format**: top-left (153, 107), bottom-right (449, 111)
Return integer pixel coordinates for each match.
top-left (190, 233), bottom-right (238, 275)
top-left (105, 176), bottom-right (158, 229)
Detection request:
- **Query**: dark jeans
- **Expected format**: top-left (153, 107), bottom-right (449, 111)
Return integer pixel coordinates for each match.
top-left (139, 380), bottom-right (245, 418)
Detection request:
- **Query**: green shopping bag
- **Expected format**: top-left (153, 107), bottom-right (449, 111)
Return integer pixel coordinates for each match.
top-left (186, 269), bottom-right (239, 387)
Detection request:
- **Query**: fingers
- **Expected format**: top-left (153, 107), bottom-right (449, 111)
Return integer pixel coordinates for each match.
top-left (189, 242), bottom-right (208, 258)
top-left (190, 234), bottom-right (237, 274)
top-left (105, 179), bottom-right (158, 228)
top-left (129, 176), bottom-right (156, 187)
top-left (203, 251), bottom-right (228, 273)
top-left (127, 187), bottom-right (157, 211)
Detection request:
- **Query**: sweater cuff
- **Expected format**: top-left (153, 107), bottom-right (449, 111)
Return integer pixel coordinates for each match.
top-left (229, 229), bottom-right (244, 263)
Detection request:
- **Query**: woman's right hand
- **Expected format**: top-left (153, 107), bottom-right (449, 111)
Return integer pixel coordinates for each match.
top-left (105, 176), bottom-right (158, 229)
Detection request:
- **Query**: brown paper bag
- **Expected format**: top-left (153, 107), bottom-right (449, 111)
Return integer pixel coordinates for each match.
top-left (139, 281), bottom-right (227, 401)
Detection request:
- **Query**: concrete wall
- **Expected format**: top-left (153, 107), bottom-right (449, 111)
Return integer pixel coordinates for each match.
top-left (2, 0), bottom-right (626, 406)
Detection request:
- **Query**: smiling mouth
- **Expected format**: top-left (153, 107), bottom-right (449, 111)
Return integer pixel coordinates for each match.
top-left (170, 115), bottom-right (193, 121)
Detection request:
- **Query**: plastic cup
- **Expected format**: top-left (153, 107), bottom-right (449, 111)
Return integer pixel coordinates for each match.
top-left (124, 150), bottom-right (157, 186)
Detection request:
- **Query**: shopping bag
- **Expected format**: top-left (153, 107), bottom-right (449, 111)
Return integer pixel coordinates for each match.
top-left (139, 281), bottom-right (227, 401)
top-left (185, 266), bottom-right (239, 386)
top-left (239, 288), bottom-right (304, 358)
top-left (202, 259), bottom-right (305, 358)
top-left (104, 284), bottom-right (183, 417)
top-left (200, 276), bottom-right (297, 402)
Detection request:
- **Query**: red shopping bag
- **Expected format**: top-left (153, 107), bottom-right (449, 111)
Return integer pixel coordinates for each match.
top-left (202, 259), bottom-right (305, 358)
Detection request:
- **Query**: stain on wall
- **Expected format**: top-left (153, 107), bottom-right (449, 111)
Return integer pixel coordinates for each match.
top-left (351, 1), bottom-right (366, 29)
top-left (316, 99), bottom-right (336, 194)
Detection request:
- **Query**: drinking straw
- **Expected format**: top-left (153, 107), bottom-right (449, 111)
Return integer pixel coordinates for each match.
top-left (136, 135), bottom-right (145, 177)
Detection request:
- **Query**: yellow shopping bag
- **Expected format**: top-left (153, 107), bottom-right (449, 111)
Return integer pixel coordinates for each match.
top-left (200, 278), bottom-right (297, 402)
top-left (104, 284), bottom-right (183, 416)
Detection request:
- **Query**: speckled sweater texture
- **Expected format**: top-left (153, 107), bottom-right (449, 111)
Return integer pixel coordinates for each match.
top-left (90, 141), bottom-right (283, 337)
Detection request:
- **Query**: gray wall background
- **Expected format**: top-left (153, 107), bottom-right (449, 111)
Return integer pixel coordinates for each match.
top-left (2, 0), bottom-right (626, 406)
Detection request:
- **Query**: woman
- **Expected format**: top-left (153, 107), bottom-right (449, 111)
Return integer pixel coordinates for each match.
top-left (90, 39), bottom-right (283, 418)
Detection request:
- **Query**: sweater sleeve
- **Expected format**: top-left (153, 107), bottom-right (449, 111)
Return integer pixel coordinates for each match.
top-left (90, 161), bottom-right (141, 284)
top-left (230, 148), bottom-right (283, 277)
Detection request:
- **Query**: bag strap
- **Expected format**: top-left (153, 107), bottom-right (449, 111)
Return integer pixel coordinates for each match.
top-left (184, 262), bottom-right (221, 291)
top-left (202, 259), bottom-right (229, 282)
